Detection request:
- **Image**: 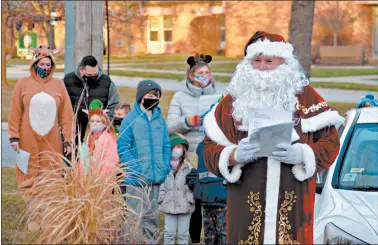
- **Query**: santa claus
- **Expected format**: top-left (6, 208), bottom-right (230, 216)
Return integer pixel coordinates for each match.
top-left (203, 31), bottom-right (344, 244)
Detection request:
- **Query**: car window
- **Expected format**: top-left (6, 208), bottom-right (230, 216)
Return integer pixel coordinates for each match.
top-left (338, 123), bottom-right (378, 190)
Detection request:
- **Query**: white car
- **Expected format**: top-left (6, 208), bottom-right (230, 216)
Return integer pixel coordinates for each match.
top-left (314, 107), bottom-right (378, 244)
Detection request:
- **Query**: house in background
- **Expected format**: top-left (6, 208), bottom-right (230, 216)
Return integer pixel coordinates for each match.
top-left (4, 1), bottom-right (378, 61)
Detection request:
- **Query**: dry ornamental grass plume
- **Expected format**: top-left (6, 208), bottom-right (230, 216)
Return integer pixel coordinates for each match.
top-left (21, 94), bottom-right (162, 244)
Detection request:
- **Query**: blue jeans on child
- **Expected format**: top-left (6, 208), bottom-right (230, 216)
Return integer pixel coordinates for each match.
top-left (164, 213), bottom-right (192, 244)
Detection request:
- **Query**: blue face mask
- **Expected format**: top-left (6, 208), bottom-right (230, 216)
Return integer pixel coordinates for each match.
top-left (36, 66), bottom-right (49, 78)
top-left (194, 75), bottom-right (211, 87)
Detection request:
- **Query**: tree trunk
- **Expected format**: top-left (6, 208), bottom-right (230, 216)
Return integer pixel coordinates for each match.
top-left (333, 31), bottom-right (338, 46)
top-left (45, 22), bottom-right (56, 49)
top-left (288, 0), bottom-right (315, 78)
top-left (2, 9), bottom-right (8, 88)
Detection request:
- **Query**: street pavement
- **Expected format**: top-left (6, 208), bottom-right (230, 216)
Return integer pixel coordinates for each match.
top-left (5, 64), bottom-right (378, 103)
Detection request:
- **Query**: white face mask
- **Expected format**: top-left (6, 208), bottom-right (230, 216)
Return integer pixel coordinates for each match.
top-left (90, 124), bottom-right (105, 133)
top-left (171, 148), bottom-right (183, 160)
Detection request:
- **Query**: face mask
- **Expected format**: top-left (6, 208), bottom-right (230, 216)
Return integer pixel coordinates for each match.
top-left (83, 75), bottom-right (97, 84)
top-left (194, 75), bottom-right (211, 87)
top-left (36, 66), bottom-right (50, 78)
top-left (90, 124), bottom-right (105, 133)
top-left (142, 98), bottom-right (160, 111)
top-left (171, 148), bottom-right (183, 160)
top-left (113, 117), bottom-right (123, 126)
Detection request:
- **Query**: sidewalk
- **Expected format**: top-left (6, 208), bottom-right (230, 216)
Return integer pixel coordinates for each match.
top-left (7, 64), bottom-right (378, 85)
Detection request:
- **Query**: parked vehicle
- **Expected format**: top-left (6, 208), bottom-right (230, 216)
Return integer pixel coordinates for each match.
top-left (314, 107), bottom-right (378, 244)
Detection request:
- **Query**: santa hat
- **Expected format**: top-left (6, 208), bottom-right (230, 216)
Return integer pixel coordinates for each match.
top-left (244, 31), bottom-right (294, 59)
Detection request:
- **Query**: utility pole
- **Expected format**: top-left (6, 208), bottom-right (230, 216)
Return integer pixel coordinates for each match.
top-left (2, 2), bottom-right (8, 88)
top-left (64, 1), bottom-right (104, 75)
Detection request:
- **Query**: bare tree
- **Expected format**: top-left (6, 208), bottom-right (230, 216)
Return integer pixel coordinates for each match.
top-left (289, 1), bottom-right (315, 77)
top-left (107, 1), bottom-right (148, 56)
top-left (29, 1), bottom-right (64, 49)
top-left (4, 1), bottom-right (64, 50)
top-left (316, 1), bottom-right (367, 46)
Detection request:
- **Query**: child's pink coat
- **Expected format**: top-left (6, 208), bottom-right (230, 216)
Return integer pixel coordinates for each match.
top-left (90, 131), bottom-right (119, 181)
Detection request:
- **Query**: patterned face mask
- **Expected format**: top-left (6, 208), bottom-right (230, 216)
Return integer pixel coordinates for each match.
top-left (36, 66), bottom-right (50, 78)
top-left (194, 75), bottom-right (211, 87)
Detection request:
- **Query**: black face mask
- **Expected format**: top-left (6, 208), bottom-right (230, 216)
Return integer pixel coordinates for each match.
top-left (83, 75), bottom-right (97, 84)
top-left (113, 117), bottom-right (123, 126)
top-left (142, 98), bottom-right (160, 111)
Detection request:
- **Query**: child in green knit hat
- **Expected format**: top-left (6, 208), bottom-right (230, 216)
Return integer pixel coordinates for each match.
top-left (158, 132), bottom-right (195, 244)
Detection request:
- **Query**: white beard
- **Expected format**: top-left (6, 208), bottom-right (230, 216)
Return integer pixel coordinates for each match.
top-left (227, 57), bottom-right (309, 131)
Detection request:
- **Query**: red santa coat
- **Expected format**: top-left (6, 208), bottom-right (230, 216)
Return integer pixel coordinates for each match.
top-left (203, 85), bottom-right (343, 244)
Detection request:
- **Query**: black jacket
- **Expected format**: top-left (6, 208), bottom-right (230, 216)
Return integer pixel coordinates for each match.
top-left (63, 66), bottom-right (119, 140)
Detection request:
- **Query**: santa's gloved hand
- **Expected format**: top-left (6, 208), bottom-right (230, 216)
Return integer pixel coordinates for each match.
top-left (272, 143), bottom-right (303, 165)
top-left (185, 115), bottom-right (201, 127)
top-left (234, 138), bottom-right (260, 164)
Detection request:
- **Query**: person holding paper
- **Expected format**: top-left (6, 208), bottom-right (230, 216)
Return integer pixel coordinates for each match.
top-left (203, 31), bottom-right (344, 244)
top-left (8, 45), bottom-right (74, 231)
top-left (167, 53), bottom-right (222, 244)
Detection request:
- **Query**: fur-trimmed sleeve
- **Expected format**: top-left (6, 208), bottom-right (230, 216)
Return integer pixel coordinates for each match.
top-left (203, 95), bottom-right (242, 183)
top-left (8, 80), bottom-right (24, 140)
top-left (312, 126), bottom-right (340, 173)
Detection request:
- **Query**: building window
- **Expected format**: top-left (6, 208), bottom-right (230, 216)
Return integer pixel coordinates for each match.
top-left (150, 31), bottom-right (159, 42)
top-left (163, 16), bottom-right (173, 43)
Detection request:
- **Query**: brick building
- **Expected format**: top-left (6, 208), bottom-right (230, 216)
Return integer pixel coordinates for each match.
top-left (4, 1), bottom-right (378, 60)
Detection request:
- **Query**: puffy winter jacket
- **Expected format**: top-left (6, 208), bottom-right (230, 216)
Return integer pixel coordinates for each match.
top-left (167, 80), bottom-right (222, 154)
top-left (158, 160), bottom-right (195, 214)
top-left (189, 141), bottom-right (227, 208)
top-left (117, 103), bottom-right (171, 186)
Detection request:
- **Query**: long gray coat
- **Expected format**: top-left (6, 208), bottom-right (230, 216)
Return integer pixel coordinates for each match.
top-left (158, 160), bottom-right (195, 214)
top-left (167, 80), bottom-right (222, 154)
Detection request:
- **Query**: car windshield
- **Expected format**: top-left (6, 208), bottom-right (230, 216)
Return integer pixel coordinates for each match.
top-left (338, 123), bottom-right (378, 190)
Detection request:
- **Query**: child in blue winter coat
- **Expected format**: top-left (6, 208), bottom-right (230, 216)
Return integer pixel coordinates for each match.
top-left (117, 79), bottom-right (171, 243)
top-left (158, 132), bottom-right (195, 244)
top-left (186, 140), bottom-right (227, 245)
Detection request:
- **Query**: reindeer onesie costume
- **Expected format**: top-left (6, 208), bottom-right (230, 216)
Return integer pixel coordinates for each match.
top-left (8, 45), bottom-right (73, 190)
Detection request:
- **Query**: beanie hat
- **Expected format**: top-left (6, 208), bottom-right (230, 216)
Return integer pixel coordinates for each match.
top-left (356, 93), bottom-right (378, 108)
top-left (169, 132), bottom-right (189, 150)
top-left (244, 30), bottom-right (294, 59)
top-left (135, 79), bottom-right (162, 103)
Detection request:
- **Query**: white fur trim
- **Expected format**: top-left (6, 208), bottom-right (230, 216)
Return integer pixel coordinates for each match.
top-left (219, 145), bottom-right (242, 183)
top-left (245, 38), bottom-right (294, 59)
top-left (263, 157), bottom-right (281, 244)
top-left (292, 143), bottom-right (316, 181)
top-left (29, 92), bottom-right (57, 136)
top-left (203, 103), bottom-right (233, 146)
top-left (301, 110), bottom-right (345, 133)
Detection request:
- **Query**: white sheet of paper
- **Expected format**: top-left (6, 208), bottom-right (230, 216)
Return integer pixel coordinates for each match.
top-left (15, 149), bottom-right (30, 175)
top-left (248, 108), bottom-right (292, 131)
top-left (248, 122), bottom-right (294, 157)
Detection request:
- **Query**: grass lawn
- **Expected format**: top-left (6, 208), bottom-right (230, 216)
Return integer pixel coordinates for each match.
top-left (310, 82), bottom-right (378, 91)
top-left (1, 166), bottom-right (169, 244)
top-left (121, 62), bottom-right (378, 77)
top-left (1, 167), bottom-right (35, 244)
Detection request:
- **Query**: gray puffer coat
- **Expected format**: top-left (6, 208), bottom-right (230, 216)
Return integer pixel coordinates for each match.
top-left (167, 80), bottom-right (221, 154)
top-left (158, 160), bottom-right (195, 214)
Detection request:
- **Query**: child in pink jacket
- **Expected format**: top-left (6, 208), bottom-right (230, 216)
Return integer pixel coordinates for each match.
top-left (81, 100), bottom-right (119, 182)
